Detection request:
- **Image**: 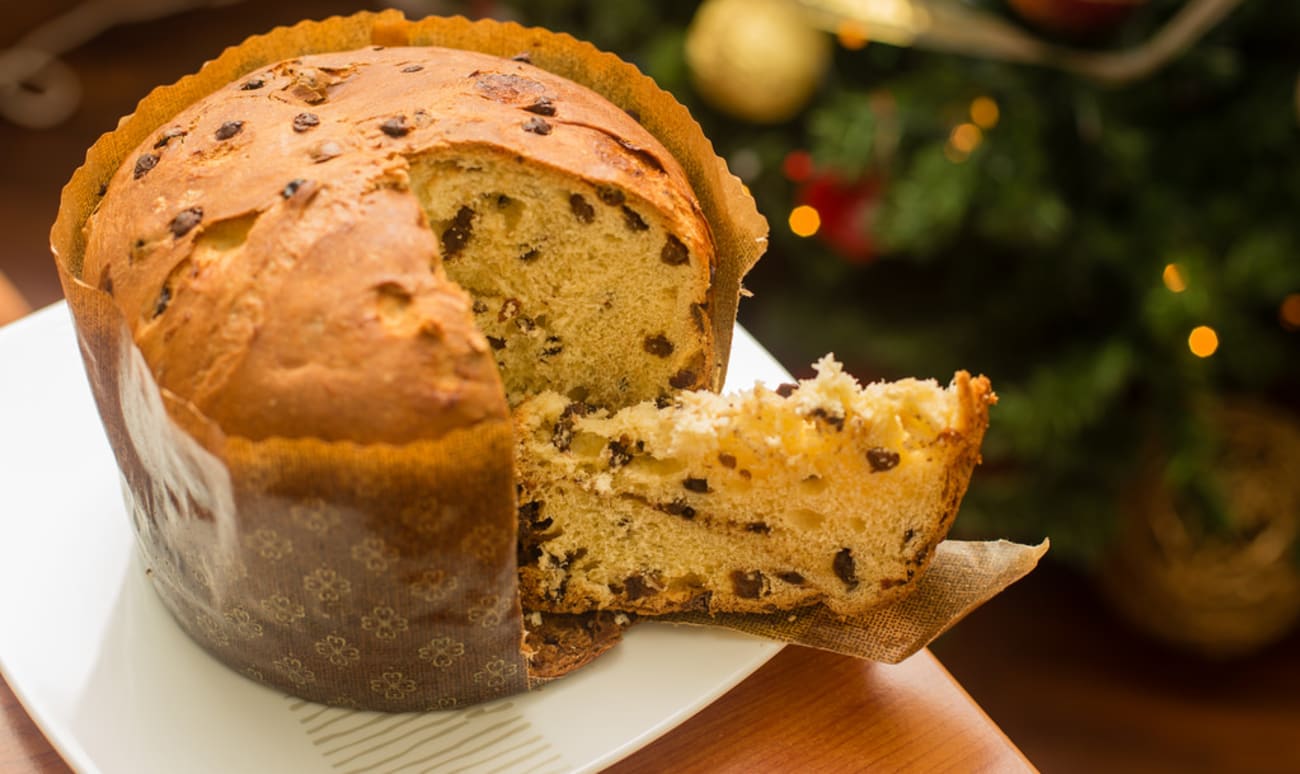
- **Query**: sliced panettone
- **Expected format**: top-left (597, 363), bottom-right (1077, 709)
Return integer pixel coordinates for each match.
top-left (514, 357), bottom-right (995, 617)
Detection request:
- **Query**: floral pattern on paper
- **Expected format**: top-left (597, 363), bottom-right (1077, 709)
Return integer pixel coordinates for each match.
top-left (289, 499), bottom-right (342, 535)
top-left (303, 567), bottom-right (352, 603)
top-left (351, 537), bottom-right (399, 574)
top-left (261, 594), bottom-right (306, 626)
top-left (416, 636), bottom-right (465, 668)
top-left (426, 696), bottom-right (458, 712)
top-left (409, 569), bottom-right (458, 604)
top-left (361, 606), bottom-right (409, 640)
top-left (460, 523), bottom-right (504, 564)
top-left (273, 654), bottom-right (317, 686)
top-left (314, 634), bottom-right (361, 667)
top-left (467, 594), bottom-right (509, 628)
top-left (245, 528), bottom-right (293, 561)
top-left (370, 669), bottom-right (418, 701)
top-left (472, 658), bottom-right (518, 690)
top-left (195, 612), bottom-right (229, 646)
top-left (224, 605), bottom-right (264, 639)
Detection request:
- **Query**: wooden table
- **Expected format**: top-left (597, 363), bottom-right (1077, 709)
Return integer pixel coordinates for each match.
top-left (2, 644), bottom-right (1032, 773)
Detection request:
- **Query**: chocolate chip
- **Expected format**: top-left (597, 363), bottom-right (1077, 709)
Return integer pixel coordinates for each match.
top-left (133, 154), bottom-right (159, 180)
top-left (745, 522), bottom-right (771, 534)
top-left (496, 194), bottom-right (513, 208)
top-left (682, 477), bottom-right (709, 494)
top-left (608, 439), bottom-right (633, 468)
top-left (551, 402), bottom-right (591, 452)
top-left (654, 395), bottom-right (672, 409)
top-left (643, 334), bottom-right (674, 358)
top-left (522, 116), bottom-right (552, 135)
top-left (281, 178), bottom-right (307, 198)
top-left (569, 194), bottom-right (596, 223)
top-left (441, 206), bottom-right (475, 258)
top-left (867, 448), bottom-right (901, 472)
top-left (292, 112), bottom-right (320, 132)
top-left (401, 64), bottom-right (424, 73)
top-left (518, 500), bottom-right (551, 530)
top-left (669, 369), bottom-right (696, 390)
top-left (515, 315), bottom-right (536, 333)
top-left (381, 116), bottom-right (410, 137)
top-left (903, 528), bottom-right (916, 544)
top-left (659, 500), bottom-right (696, 520)
top-left (625, 107), bottom-right (642, 123)
top-left (518, 247), bottom-right (541, 262)
top-left (214, 120), bottom-right (244, 140)
top-left (881, 578), bottom-right (908, 590)
top-left (487, 336), bottom-right (506, 350)
top-left (524, 97), bottom-right (556, 116)
top-left (661, 235), bottom-right (689, 265)
top-left (152, 284), bottom-right (172, 318)
top-left (833, 548), bottom-right (859, 590)
top-left (542, 336), bottom-right (563, 357)
top-left (97, 182), bottom-right (108, 196)
top-left (154, 127), bottom-right (186, 148)
top-left (623, 574), bottom-right (658, 601)
top-left (777, 571), bottom-right (806, 585)
top-left (168, 207), bottom-right (202, 238)
top-left (498, 297), bottom-right (522, 322)
top-left (240, 78), bottom-right (264, 90)
top-left (730, 570), bottom-right (765, 599)
top-left (472, 299), bottom-right (488, 314)
top-left (621, 206), bottom-right (648, 231)
top-left (718, 453), bottom-right (737, 469)
top-left (511, 52), bottom-right (533, 63)
top-left (809, 408), bottom-right (845, 431)
top-left (775, 383), bottom-right (798, 398)
top-left (596, 186), bottom-right (625, 206)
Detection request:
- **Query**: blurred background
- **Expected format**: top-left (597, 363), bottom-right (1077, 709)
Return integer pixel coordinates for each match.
top-left (2, 0), bottom-right (1298, 770)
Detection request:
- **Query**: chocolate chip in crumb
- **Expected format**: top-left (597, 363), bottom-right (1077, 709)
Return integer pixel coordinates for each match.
top-left (809, 407), bottom-right (845, 431)
top-left (569, 194), bottom-right (595, 223)
top-left (903, 527), bottom-right (916, 544)
top-left (214, 120), bottom-right (244, 140)
top-left (240, 78), bottom-right (264, 90)
top-left (718, 453), bottom-right (737, 469)
top-left (292, 112), bottom-right (320, 132)
top-left (833, 548), bottom-right (860, 590)
top-left (596, 187), bottom-right (625, 206)
top-left (381, 116), bottom-right (410, 137)
top-left (518, 247), bottom-right (541, 262)
top-left (777, 571), bottom-right (806, 585)
top-left (881, 578), bottom-right (908, 590)
top-left (661, 235), bottom-right (689, 265)
top-left (154, 127), bottom-right (186, 148)
top-left (622, 206), bottom-right (648, 231)
top-left (511, 52), bottom-right (533, 63)
top-left (542, 336), bottom-right (563, 357)
top-left (643, 334), bottom-right (674, 358)
top-left (496, 194), bottom-right (513, 208)
top-left (669, 369), bottom-right (696, 389)
top-left (281, 178), bottom-right (307, 198)
top-left (607, 439), bottom-right (633, 468)
top-left (133, 154), bottom-right (159, 180)
top-left (746, 522), bottom-right (772, 535)
top-left (623, 574), bottom-right (658, 601)
top-left (169, 207), bottom-right (202, 238)
top-left (730, 570), bottom-right (765, 599)
top-left (152, 284), bottom-right (172, 318)
top-left (522, 116), bottom-right (552, 135)
top-left (486, 336), bottom-right (506, 350)
top-left (498, 297), bottom-right (522, 322)
top-left (659, 500), bottom-right (696, 520)
top-left (683, 477), bottom-right (710, 494)
top-left (97, 182), bottom-right (108, 196)
top-left (867, 448), bottom-right (901, 472)
top-left (401, 64), bottom-right (424, 73)
top-left (472, 299), bottom-right (488, 314)
top-left (775, 383), bottom-right (798, 398)
top-left (523, 97), bottom-right (556, 116)
top-left (441, 206), bottom-right (475, 258)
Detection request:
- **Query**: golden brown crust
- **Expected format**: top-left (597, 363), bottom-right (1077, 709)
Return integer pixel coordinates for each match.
top-left (83, 45), bottom-right (715, 442)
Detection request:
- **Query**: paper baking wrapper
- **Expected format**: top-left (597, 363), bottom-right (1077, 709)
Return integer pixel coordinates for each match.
top-left (51, 10), bottom-right (1043, 712)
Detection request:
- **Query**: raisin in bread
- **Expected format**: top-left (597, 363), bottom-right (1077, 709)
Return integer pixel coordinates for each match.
top-left (81, 45), bottom-right (715, 444)
top-left (514, 356), bottom-right (994, 617)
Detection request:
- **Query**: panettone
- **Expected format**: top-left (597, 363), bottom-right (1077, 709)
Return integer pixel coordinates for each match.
top-left (515, 357), bottom-right (993, 617)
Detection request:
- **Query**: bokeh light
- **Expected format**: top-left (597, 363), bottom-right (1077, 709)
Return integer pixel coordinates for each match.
top-left (789, 205), bottom-right (821, 237)
top-left (970, 97), bottom-right (1000, 129)
top-left (1162, 263), bottom-right (1188, 293)
top-left (1188, 325), bottom-right (1219, 358)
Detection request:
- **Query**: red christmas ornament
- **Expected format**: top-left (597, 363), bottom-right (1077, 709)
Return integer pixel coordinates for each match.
top-left (1007, 0), bottom-right (1147, 37)
top-left (796, 173), bottom-right (882, 264)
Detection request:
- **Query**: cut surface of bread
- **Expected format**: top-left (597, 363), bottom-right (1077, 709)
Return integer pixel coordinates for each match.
top-left (514, 357), bottom-right (995, 617)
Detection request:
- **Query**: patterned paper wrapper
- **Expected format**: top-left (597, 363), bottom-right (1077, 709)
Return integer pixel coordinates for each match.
top-left (50, 11), bottom-right (1043, 713)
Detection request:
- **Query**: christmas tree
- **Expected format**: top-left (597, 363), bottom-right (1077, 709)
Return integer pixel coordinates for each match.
top-left (504, 0), bottom-right (1300, 648)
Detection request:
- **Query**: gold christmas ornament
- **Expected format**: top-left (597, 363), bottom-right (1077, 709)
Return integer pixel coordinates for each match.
top-left (685, 0), bottom-right (832, 124)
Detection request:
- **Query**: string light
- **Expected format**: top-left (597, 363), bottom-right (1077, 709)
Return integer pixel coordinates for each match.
top-left (1188, 325), bottom-right (1219, 358)
top-left (836, 20), bottom-right (869, 50)
top-left (969, 97), bottom-right (1000, 129)
top-left (1281, 293), bottom-right (1300, 331)
top-left (789, 205), bottom-right (821, 237)
top-left (1162, 263), bottom-right (1188, 293)
top-left (949, 122), bottom-right (983, 154)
